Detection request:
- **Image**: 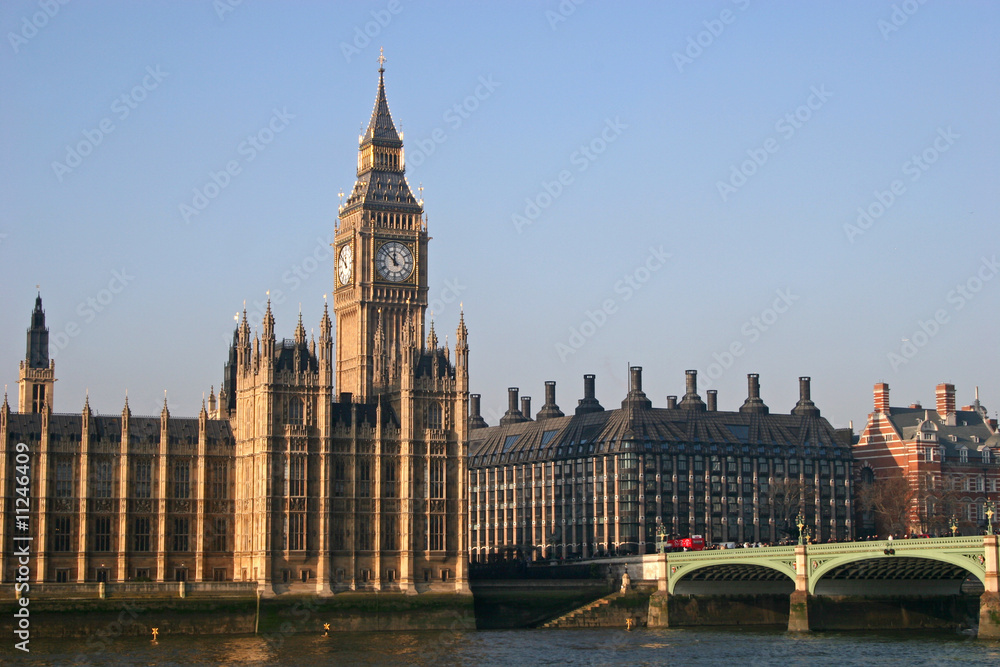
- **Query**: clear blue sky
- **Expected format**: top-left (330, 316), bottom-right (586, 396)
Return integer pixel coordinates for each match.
top-left (1, 1), bottom-right (997, 429)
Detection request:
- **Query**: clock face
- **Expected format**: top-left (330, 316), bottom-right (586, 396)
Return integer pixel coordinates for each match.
top-left (375, 241), bottom-right (414, 282)
top-left (337, 244), bottom-right (353, 286)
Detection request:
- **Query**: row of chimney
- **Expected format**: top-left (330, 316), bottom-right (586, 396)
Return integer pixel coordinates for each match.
top-left (874, 382), bottom-right (971, 425)
top-left (469, 369), bottom-right (822, 427)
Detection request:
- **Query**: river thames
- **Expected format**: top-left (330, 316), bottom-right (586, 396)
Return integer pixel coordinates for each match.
top-left (5, 627), bottom-right (999, 666)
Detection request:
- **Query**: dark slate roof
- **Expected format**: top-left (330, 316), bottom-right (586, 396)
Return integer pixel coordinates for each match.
top-left (344, 170), bottom-right (421, 213)
top-left (330, 395), bottom-right (400, 430)
top-left (275, 339), bottom-right (318, 373)
top-left (415, 349), bottom-right (453, 379)
top-left (886, 407), bottom-right (996, 455)
top-left (469, 405), bottom-right (849, 467)
top-left (363, 68), bottom-right (402, 146)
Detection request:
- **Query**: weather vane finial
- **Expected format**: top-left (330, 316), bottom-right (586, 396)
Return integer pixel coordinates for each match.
top-left (378, 47), bottom-right (386, 70)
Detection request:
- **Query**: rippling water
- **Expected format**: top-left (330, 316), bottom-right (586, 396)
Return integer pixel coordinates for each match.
top-left (5, 627), bottom-right (999, 666)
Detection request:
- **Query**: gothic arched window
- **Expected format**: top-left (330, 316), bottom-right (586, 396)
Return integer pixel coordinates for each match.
top-left (428, 402), bottom-right (442, 430)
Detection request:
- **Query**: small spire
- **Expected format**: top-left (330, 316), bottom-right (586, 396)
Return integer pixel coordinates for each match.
top-left (378, 46), bottom-right (386, 71)
top-left (426, 320), bottom-right (438, 349)
top-left (295, 308), bottom-right (306, 344)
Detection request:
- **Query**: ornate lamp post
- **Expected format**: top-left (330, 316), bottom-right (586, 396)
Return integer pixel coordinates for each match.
top-left (796, 512), bottom-right (805, 546)
top-left (949, 515), bottom-right (958, 537)
top-left (985, 501), bottom-right (996, 535)
top-left (655, 523), bottom-right (669, 554)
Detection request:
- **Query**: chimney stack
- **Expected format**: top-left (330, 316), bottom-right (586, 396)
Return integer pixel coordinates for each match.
top-left (536, 381), bottom-right (565, 421)
top-left (622, 366), bottom-right (652, 409)
top-left (679, 370), bottom-right (706, 411)
top-left (936, 383), bottom-right (956, 425)
top-left (576, 374), bottom-right (604, 415)
top-left (630, 366), bottom-right (642, 392)
top-left (791, 376), bottom-right (820, 417)
top-left (739, 373), bottom-right (769, 414)
top-left (521, 396), bottom-right (532, 421)
top-left (469, 393), bottom-right (488, 429)
top-left (666, 395), bottom-right (677, 409)
top-left (500, 387), bottom-right (528, 425)
top-left (873, 382), bottom-right (890, 413)
top-left (706, 390), bottom-right (717, 412)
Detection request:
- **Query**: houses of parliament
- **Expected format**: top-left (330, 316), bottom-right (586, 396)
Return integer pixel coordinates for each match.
top-left (0, 62), bottom-right (471, 595)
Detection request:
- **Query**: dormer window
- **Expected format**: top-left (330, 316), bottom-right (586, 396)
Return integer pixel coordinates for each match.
top-left (984, 449), bottom-right (992, 464)
top-left (959, 447), bottom-right (968, 463)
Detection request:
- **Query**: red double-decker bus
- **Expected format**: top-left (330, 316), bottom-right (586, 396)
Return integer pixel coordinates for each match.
top-left (660, 535), bottom-right (705, 552)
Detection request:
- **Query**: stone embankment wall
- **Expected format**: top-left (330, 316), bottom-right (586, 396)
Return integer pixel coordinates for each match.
top-left (0, 592), bottom-right (477, 638)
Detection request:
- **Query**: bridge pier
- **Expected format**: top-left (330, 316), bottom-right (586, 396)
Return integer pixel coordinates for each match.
top-left (980, 536), bottom-right (1000, 640)
top-left (787, 544), bottom-right (811, 632)
top-left (646, 553), bottom-right (670, 628)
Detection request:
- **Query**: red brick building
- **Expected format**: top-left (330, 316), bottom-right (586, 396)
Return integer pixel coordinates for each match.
top-left (853, 382), bottom-right (1000, 536)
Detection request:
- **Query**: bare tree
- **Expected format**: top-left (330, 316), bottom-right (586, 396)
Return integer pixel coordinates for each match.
top-left (768, 477), bottom-right (815, 539)
top-left (914, 472), bottom-right (963, 536)
top-left (857, 473), bottom-right (914, 537)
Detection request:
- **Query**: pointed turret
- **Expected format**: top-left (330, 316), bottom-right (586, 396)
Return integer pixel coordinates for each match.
top-left (18, 292), bottom-right (56, 413)
top-left (294, 308), bottom-right (306, 345)
top-left (122, 392), bottom-right (131, 431)
top-left (320, 300), bottom-right (332, 345)
top-left (262, 297), bottom-right (275, 342)
top-left (26, 292), bottom-right (49, 369)
top-left (363, 55), bottom-right (402, 146)
top-left (426, 320), bottom-right (438, 350)
top-left (455, 309), bottom-right (469, 378)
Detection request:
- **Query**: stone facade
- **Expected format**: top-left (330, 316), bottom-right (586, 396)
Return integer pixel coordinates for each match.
top-left (1, 63), bottom-right (469, 596)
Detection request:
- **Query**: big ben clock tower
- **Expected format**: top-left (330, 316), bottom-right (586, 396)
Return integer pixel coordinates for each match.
top-left (334, 53), bottom-right (428, 401)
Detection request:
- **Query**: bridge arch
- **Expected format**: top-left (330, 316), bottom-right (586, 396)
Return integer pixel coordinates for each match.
top-left (808, 551), bottom-right (985, 595)
top-left (669, 559), bottom-right (796, 594)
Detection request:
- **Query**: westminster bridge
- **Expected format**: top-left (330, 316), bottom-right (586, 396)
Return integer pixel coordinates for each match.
top-left (632, 535), bottom-right (1000, 638)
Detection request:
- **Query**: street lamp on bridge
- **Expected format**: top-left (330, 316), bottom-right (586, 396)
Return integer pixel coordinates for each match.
top-left (796, 513), bottom-right (805, 546)
top-left (949, 515), bottom-right (958, 537)
top-left (986, 501), bottom-right (996, 535)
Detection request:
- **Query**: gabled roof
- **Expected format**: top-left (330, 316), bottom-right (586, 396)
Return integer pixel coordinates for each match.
top-left (886, 407), bottom-right (995, 456)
